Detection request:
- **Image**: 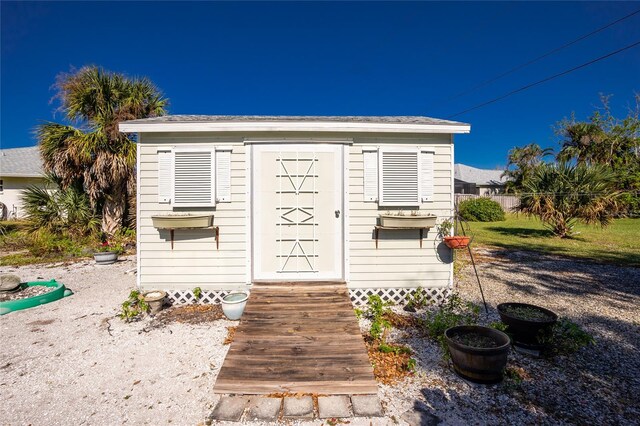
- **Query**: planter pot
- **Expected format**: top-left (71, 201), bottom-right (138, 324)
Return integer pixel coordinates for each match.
top-left (444, 236), bottom-right (471, 249)
top-left (379, 214), bottom-right (437, 229)
top-left (143, 290), bottom-right (167, 315)
top-left (445, 325), bottom-right (511, 384)
top-left (221, 292), bottom-right (249, 320)
top-left (94, 251), bottom-right (118, 265)
top-left (497, 303), bottom-right (558, 350)
top-left (151, 214), bottom-right (214, 229)
top-left (0, 280), bottom-right (72, 316)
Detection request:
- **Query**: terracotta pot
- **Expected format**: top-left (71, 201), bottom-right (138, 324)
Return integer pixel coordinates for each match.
top-left (444, 236), bottom-right (471, 249)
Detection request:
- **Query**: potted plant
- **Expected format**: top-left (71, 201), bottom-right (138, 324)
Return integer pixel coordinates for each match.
top-left (439, 218), bottom-right (471, 249)
top-left (221, 291), bottom-right (249, 320)
top-left (497, 303), bottom-right (558, 350)
top-left (143, 290), bottom-right (167, 315)
top-left (379, 211), bottom-right (437, 228)
top-left (93, 241), bottom-right (119, 265)
top-left (444, 325), bottom-right (511, 383)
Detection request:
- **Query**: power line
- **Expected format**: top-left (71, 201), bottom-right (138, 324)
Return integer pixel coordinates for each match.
top-left (434, 8), bottom-right (640, 107)
top-left (446, 40), bottom-right (640, 119)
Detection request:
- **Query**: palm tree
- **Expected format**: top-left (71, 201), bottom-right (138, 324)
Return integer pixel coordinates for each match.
top-left (37, 66), bottom-right (167, 235)
top-left (502, 143), bottom-right (553, 193)
top-left (517, 162), bottom-right (621, 238)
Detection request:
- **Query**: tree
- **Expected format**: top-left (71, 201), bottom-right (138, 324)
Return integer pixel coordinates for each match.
top-left (517, 162), bottom-right (621, 238)
top-left (556, 94), bottom-right (640, 213)
top-left (21, 174), bottom-right (99, 236)
top-left (502, 143), bottom-right (554, 193)
top-left (37, 66), bottom-right (168, 235)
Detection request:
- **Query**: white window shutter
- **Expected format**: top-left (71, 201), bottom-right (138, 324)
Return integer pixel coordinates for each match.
top-left (420, 150), bottom-right (434, 202)
top-left (174, 150), bottom-right (215, 206)
top-left (362, 148), bottom-right (378, 202)
top-left (215, 148), bottom-right (232, 202)
top-left (157, 150), bottom-right (172, 203)
top-left (379, 148), bottom-right (419, 206)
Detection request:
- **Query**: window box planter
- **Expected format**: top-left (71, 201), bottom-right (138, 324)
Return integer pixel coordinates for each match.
top-left (378, 214), bottom-right (437, 229)
top-left (497, 303), bottom-right (558, 350)
top-left (445, 325), bottom-right (511, 384)
top-left (151, 214), bottom-right (214, 229)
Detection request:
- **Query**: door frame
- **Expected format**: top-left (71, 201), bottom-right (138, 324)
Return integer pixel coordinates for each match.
top-left (247, 141), bottom-right (348, 282)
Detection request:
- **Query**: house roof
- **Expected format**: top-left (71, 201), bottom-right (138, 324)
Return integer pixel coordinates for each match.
top-left (0, 146), bottom-right (44, 178)
top-left (119, 115), bottom-right (471, 134)
top-left (454, 163), bottom-right (506, 186)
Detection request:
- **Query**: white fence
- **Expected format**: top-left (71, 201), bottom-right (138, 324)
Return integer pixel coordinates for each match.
top-left (454, 194), bottom-right (519, 212)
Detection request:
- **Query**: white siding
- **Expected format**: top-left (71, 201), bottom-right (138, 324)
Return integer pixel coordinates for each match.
top-left (0, 176), bottom-right (46, 218)
top-left (347, 136), bottom-right (453, 289)
top-left (138, 134), bottom-right (248, 291)
top-left (137, 132), bottom-right (454, 292)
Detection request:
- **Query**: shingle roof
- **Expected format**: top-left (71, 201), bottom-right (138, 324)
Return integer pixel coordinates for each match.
top-left (455, 164), bottom-right (506, 186)
top-left (122, 115), bottom-right (469, 126)
top-left (0, 146), bottom-right (44, 177)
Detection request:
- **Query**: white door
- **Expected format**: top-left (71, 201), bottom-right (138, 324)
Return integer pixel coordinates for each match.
top-left (252, 144), bottom-right (344, 281)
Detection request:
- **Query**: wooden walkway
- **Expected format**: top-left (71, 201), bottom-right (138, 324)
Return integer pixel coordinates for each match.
top-left (214, 282), bottom-right (378, 395)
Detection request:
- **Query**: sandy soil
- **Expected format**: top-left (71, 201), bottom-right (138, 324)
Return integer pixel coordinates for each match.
top-left (2, 249), bottom-right (639, 425)
top-left (1, 257), bottom-right (235, 426)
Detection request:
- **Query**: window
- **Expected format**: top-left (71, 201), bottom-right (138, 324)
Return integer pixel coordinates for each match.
top-left (157, 147), bottom-right (232, 207)
top-left (363, 147), bottom-right (434, 206)
top-left (0, 179), bottom-right (3, 193)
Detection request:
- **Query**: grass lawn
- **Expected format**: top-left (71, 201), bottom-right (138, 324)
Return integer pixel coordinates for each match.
top-left (466, 214), bottom-right (640, 267)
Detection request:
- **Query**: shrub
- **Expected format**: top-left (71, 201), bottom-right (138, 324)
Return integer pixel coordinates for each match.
top-left (459, 197), bottom-right (506, 222)
top-left (422, 293), bottom-right (480, 356)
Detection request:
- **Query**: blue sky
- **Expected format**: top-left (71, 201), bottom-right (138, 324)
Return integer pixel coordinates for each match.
top-left (2, 1), bottom-right (639, 169)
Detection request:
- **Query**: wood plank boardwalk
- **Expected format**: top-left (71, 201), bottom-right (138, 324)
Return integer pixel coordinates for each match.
top-left (214, 282), bottom-right (378, 395)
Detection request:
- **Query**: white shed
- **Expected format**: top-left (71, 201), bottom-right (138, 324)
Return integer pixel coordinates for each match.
top-left (119, 116), bottom-right (470, 305)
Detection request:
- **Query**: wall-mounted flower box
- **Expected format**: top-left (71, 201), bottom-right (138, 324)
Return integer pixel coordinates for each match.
top-left (378, 214), bottom-right (437, 229)
top-left (151, 214), bottom-right (214, 229)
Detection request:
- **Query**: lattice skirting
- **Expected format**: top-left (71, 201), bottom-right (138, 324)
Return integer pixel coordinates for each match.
top-left (348, 287), bottom-right (452, 306)
top-left (166, 287), bottom-right (451, 306)
top-left (167, 290), bottom-right (243, 305)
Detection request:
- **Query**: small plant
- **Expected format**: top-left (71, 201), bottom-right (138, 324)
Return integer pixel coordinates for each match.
top-left (489, 321), bottom-right (508, 332)
top-left (404, 287), bottom-right (428, 312)
top-left (459, 197), bottom-right (506, 222)
top-left (193, 287), bottom-right (203, 302)
top-left (118, 290), bottom-right (149, 322)
top-left (438, 219), bottom-right (454, 238)
top-left (362, 295), bottom-right (393, 342)
top-left (540, 318), bottom-right (595, 356)
top-left (406, 358), bottom-right (417, 372)
top-left (422, 293), bottom-right (480, 356)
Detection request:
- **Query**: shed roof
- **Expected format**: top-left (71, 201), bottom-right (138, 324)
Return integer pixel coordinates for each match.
top-left (0, 146), bottom-right (44, 178)
top-left (454, 164), bottom-right (506, 186)
top-left (119, 115), bottom-right (470, 134)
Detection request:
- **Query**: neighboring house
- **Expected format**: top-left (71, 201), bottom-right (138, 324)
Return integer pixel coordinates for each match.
top-left (0, 146), bottom-right (45, 219)
top-left (454, 163), bottom-right (506, 195)
top-left (119, 115), bottom-right (470, 304)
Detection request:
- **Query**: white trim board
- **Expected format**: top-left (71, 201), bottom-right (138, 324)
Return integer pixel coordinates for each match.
top-left (120, 121), bottom-right (470, 134)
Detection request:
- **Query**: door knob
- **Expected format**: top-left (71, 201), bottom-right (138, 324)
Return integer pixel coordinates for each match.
top-left (335, 210), bottom-right (341, 218)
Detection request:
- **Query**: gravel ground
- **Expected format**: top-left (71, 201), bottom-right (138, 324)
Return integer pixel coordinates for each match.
top-left (2, 250), bottom-right (639, 425)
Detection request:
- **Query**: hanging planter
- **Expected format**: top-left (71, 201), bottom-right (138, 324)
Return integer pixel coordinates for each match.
top-left (443, 236), bottom-right (471, 249)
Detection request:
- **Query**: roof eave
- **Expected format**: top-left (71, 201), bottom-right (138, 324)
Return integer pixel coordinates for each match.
top-left (118, 121), bottom-right (471, 134)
